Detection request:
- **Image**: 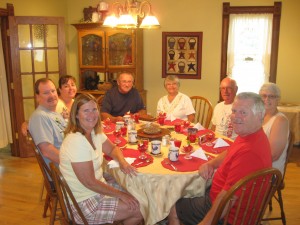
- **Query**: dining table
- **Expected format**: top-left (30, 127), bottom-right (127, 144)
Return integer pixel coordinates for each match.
top-left (103, 119), bottom-right (232, 225)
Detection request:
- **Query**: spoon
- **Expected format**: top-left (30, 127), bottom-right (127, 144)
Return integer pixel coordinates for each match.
top-left (135, 159), bottom-right (151, 166)
top-left (165, 161), bottom-right (177, 171)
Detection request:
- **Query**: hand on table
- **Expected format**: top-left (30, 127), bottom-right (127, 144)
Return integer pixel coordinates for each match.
top-left (119, 161), bottom-right (138, 176)
top-left (198, 162), bottom-right (214, 180)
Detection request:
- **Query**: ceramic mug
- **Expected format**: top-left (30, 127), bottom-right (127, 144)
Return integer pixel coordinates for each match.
top-left (151, 140), bottom-right (161, 155)
top-left (123, 115), bottom-right (131, 125)
top-left (116, 121), bottom-right (124, 130)
top-left (168, 146), bottom-right (179, 162)
top-left (128, 130), bottom-right (137, 143)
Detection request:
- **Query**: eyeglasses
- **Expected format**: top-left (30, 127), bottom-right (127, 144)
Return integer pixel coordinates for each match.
top-left (260, 94), bottom-right (278, 100)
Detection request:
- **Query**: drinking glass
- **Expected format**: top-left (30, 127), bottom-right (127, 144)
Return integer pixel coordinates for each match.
top-left (174, 123), bottom-right (181, 133)
top-left (182, 145), bottom-right (193, 160)
top-left (113, 129), bottom-right (121, 145)
top-left (183, 120), bottom-right (191, 132)
top-left (205, 132), bottom-right (215, 147)
top-left (174, 139), bottom-right (182, 148)
top-left (158, 115), bottom-right (165, 126)
top-left (133, 113), bottom-right (140, 123)
top-left (120, 125), bottom-right (127, 136)
top-left (138, 138), bottom-right (149, 159)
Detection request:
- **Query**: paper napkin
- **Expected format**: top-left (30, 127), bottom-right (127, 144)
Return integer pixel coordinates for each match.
top-left (193, 123), bottom-right (205, 131)
top-left (190, 148), bottom-right (208, 161)
top-left (108, 157), bottom-right (136, 168)
top-left (170, 114), bottom-right (177, 122)
top-left (213, 138), bottom-right (230, 148)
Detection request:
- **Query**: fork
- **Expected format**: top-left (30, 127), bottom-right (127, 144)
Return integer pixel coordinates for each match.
top-left (165, 161), bottom-right (177, 171)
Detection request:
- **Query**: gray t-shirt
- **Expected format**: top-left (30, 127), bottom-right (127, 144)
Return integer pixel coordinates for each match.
top-left (29, 105), bottom-right (66, 167)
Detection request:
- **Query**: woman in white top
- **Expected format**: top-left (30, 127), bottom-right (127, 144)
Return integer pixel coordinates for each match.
top-left (59, 93), bottom-right (142, 225)
top-left (157, 75), bottom-right (195, 122)
top-left (259, 83), bottom-right (289, 175)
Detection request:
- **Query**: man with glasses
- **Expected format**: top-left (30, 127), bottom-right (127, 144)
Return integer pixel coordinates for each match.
top-left (211, 77), bottom-right (238, 139)
top-left (101, 72), bottom-right (146, 122)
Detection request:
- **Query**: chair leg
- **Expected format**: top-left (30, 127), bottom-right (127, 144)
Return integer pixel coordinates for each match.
top-left (277, 189), bottom-right (286, 225)
top-left (49, 196), bottom-right (58, 225)
top-left (39, 180), bottom-right (45, 201)
top-left (269, 197), bottom-right (273, 211)
top-left (43, 193), bottom-right (51, 218)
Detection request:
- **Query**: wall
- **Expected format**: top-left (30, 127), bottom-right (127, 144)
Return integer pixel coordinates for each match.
top-left (2, 0), bottom-right (300, 116)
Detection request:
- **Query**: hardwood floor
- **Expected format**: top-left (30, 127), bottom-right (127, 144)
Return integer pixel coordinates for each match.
top-left (0, 146), bottom-right (300, 225)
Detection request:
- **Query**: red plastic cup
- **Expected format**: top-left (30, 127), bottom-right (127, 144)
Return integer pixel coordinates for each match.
top-left (188, 134), bottom-right (197, 143)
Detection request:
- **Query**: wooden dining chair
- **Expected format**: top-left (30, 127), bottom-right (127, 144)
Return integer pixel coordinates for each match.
top-left (211, 168), bottom-right (282, 225)
top-left (190, 96), bottom-right (213, 128)
top-left (28, 132), bottom-right (59, 225)
top-left (262, 131), bottom-right (295, 225)
top-left (50, 163), bottom-right (122, 225)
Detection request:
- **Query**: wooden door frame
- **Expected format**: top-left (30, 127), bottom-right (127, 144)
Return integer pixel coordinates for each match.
top-left (0, 3), bottom-right (17, 155)
top-left (8, 16), bottom-right (66, 157)
top-left (219, 2), bottom-right (282, 101)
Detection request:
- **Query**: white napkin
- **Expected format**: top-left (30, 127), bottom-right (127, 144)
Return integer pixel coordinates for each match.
top-left (170, 114), bottom-right (176, 122)
top-left (190, 148), bottom-right (208, 161)
top-left (213, 138), bottom-right (230, 148)
top-left (193, 123), bottom-right (205, 131)
top-left (107, 157), bottom-right (136, 168)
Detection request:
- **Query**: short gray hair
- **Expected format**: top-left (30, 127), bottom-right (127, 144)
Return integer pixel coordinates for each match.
top-left (259, 82), bottom-right (281, 98)
top-left (164, 75), bottom-right (180, 87)
top-left (236, 92), bottom-right (265, 117)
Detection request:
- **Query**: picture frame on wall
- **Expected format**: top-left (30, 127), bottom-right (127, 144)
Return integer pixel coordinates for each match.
top-left (162, 32), bottom-right (203, 79)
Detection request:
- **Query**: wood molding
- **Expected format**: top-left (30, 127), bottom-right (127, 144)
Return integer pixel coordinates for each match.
top-left (219, 2), bottom-right (282, 100)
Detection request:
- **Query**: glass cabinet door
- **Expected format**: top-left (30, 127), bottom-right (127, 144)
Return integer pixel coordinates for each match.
top-left (79, 30), bottom-right (105, 68)
top-left (106, 30), bottom-right (135, 68)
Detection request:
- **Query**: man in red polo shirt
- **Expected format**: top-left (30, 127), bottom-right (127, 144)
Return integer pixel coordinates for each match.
top-left (168, 92), bottom-right (272, 225)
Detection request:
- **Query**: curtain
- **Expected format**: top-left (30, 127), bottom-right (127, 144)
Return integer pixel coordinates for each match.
top-left (0, 29), bottom-right (13, 148)
top-left (227, 14), bottom-right (273, 93)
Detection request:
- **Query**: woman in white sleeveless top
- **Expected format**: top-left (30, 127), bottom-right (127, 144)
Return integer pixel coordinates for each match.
top-left (259, 83), bottom-right (289, 175)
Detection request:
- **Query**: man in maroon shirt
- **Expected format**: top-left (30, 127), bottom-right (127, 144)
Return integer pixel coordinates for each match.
top-left (168, 92), bottom-right (272, 225)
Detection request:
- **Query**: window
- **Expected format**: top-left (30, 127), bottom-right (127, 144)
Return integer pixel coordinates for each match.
top-left (220, 2), bottom-right (281, 97)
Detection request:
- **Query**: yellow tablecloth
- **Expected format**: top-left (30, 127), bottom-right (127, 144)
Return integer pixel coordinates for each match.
top-left (104, 125), bottom-right (211, 225)
top-left (278, 104), bottom-right (300, 145)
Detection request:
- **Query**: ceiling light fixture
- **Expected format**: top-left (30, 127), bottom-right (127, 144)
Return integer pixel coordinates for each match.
top-left (103, 0), bottom-right (160, 29)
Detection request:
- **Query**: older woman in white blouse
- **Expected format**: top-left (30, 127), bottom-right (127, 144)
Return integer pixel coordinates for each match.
top-left (157, 75), bottom-right (195, 122)
top-left (259, 82), bottom-right (289, 175)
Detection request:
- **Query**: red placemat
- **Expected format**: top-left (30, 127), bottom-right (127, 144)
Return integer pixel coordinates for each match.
top-left (161, 155), bottom-right (207, 172)
top-left (201, 139), bottom-right (233, 154)
top-left (106, 134), bottom-right (127, 147)
top-left (103, 123), bottom-right (116, 133)
top-left (104, 148), bottom-right (153, 168)
top-left (163, 119), bottom-right (184, 126)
